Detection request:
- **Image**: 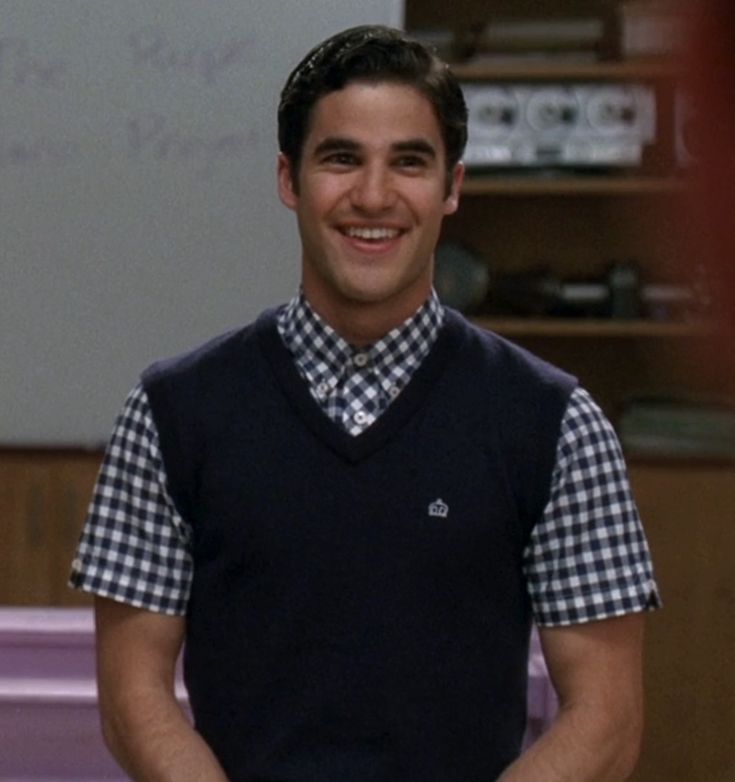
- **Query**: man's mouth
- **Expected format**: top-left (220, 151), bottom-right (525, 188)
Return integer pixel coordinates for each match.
top-left (341, 226), bottom-right (402, 242)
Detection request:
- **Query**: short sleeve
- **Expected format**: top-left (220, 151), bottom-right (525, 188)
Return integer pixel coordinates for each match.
top-left (524, 387), bottom-right (661, 626)
top-left (69, 383), bottom-right (193, 615)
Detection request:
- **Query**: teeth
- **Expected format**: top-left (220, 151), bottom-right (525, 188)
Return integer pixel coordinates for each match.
top-left (345, 227), bottom-right (399, 240)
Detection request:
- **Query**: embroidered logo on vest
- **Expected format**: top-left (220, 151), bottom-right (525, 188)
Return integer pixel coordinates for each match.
top-left (428, 498), bottom-right (449, 518)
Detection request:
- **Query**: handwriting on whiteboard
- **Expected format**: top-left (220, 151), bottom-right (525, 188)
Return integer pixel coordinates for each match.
top-left (0, 138), bottom-right (80, 168)
top-left (127, 27), bottom-right (255, 85)
top-left (1, 27), bottom-right (261, 173)
top-left (126, 114), bottom-right (260, 177)
top-left (0, 37), bottom-right (67, 89)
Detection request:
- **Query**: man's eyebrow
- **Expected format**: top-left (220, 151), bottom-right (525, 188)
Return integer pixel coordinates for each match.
top-left (312, 137), bottom-right (361, 157)
top-left (391, 139), bottom-right (437, 158)
top-left (311, 137), bottom-right (438, 159)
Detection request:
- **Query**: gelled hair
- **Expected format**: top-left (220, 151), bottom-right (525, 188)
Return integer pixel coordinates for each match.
top-left (278, 25), bottom-right (467, 191)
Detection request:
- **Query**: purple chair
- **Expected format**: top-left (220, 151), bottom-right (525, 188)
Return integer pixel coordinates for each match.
top-left (0, 609), bottom-right (557, 779)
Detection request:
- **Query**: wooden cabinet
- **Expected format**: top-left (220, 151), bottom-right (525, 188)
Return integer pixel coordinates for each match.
top-left (443, 62), bottom-right (720, 418)
top-left (406, 2), bottom-right (733, 780)
top-left (407, 1), bottom-right (726, 417)
top-left (628, 460), bottom-right (735, 782)
top-left (0, 449), bottom-right (100, 606)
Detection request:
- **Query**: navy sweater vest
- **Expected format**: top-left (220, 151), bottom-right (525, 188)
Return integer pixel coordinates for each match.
top-left (142, 308), bottom-right (576, 781)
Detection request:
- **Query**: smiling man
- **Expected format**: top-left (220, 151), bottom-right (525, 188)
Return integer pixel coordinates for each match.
top-left (278, 80), bottom-right (462, 345)
top-left (70, 25), bottom-right (659, 781)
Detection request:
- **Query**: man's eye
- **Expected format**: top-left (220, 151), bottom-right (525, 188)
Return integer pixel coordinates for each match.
top-left (396, 155), bottom-right (426, 169)
top-left (324, 153), bottom-right (357, 166)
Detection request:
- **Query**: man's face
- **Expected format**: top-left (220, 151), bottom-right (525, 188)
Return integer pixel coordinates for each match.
top-left (278, 81), bottom-right (464, 334)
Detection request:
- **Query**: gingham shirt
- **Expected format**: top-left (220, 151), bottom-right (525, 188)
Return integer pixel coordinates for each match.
top-left (70, 292), bottom-right (659, 625)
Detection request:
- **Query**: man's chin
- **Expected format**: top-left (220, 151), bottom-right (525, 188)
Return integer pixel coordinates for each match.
top-left (337, 282), bottom-right (408, 308)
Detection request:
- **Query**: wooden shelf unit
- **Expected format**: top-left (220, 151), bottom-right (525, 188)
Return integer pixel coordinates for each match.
top-left (406, 2), bottom-right (732, 780)
top-left (473, 317), bottom-right (715, 338)
top-left (461, 174), bottom-right (686, 196)
top-left (432, 48), bottom-right (702, 397)
top-left (450, 57), bottom-right (680, 83)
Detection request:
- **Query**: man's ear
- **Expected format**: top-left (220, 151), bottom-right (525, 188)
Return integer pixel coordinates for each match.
top-left (443, 161), bottom-right (465, 216)
top-left (277, 153), bottom-right (298, 210)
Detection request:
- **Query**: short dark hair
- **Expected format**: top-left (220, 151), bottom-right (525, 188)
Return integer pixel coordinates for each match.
top-left (277, 25), bottom-right (467, 189)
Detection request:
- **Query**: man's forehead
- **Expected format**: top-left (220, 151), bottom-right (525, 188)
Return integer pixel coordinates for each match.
top-left (304, 81), bottom-right (444, 152)
top-left (311, 80), bottom-right (433, 113)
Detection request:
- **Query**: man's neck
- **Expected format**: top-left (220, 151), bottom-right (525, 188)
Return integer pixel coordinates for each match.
top-left (301, 290), bottom-right (431, 347)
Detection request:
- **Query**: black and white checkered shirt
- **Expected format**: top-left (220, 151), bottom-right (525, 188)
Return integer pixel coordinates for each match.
top-left (70, 292), bottom-right (659, 625)
top-left (277, 291), bottom-right (445, 435)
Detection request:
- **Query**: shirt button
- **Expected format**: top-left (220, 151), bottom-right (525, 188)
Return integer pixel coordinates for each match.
top-left (316, 382), bottom-right (330, 398)
top-left (388, 385), bottom-right (400, 399)
top-left (353, 352), bottom-right (369, 367)
top-left (353, 410), bottom-right (368, 426)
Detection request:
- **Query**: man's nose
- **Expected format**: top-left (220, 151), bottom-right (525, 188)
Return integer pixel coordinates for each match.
top-left (350, 164), bottom-right (396, 212)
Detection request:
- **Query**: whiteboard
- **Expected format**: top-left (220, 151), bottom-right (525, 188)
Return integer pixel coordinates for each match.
top-left (0, 0), bottom-right (404, 445)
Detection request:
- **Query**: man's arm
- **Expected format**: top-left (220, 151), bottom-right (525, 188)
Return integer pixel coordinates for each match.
top-left (498, 613), bottom-right (645, 782)
top-left (94, 596), bottom-right (228, 781)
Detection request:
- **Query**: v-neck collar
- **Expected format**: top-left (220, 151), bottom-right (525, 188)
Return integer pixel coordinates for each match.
top-left (256, 308), bottom-right (466, 463)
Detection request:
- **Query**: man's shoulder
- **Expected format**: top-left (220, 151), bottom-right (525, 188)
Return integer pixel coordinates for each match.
top-left (445, 308), bottom-right (577, 390)
top-left (141, 308), bottom-right (278, 389)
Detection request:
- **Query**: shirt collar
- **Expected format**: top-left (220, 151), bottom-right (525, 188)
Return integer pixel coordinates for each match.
top-left (277, 290), bottom-right (445, 394)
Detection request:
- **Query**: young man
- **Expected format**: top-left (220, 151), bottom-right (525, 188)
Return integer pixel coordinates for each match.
top-left (71, 25), bottom-right (659, 781)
